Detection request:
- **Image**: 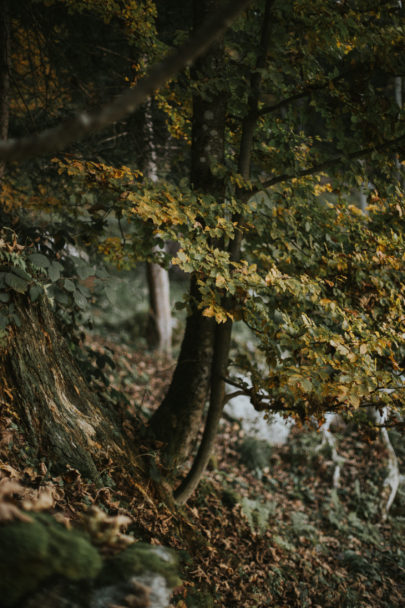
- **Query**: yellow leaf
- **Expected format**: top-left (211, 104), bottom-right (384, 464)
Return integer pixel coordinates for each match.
top-left (202, 306), bottom-right (215, 318)
top-left (215, 274), bottom-right (227, 288)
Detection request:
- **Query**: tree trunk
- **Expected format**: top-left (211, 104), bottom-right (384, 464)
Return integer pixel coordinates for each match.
top-left (144, 98), bottom-right (172, 356)
top-left (148, 278), bottom-right (215, 468)
top-left (174, 0), bottom-right (274, 504)
top-left (0, 295), bottom-right (137, 479)
top-left (146, 261), bottom-right (172, 355)
top-left (149, 0), bottom-right (226, 469)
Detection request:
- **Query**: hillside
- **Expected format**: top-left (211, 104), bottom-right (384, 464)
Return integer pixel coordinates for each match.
top-left (1, 336), bottom-right (404, 607)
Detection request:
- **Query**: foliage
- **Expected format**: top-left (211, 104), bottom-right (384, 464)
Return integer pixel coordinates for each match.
top-left (4, 0), bottom-right (403, 424)
top-left (1, 0), bottom-right (404, 603)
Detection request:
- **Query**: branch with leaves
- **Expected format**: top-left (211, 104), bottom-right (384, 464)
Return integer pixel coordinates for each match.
top-left (0, 0), bottom-right (251, 162)
top-left (257, 133), bottom-right (405, 191)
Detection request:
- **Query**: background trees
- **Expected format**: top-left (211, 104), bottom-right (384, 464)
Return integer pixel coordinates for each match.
top-left (0, 0), bottom-right (404, 505)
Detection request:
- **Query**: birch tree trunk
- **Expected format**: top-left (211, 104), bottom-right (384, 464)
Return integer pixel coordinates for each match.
top-left (144, 99), bottom-right (172, 356)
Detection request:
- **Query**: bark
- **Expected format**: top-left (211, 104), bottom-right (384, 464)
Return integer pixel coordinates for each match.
top-left (148, 279), bottom-right (216, 468)
top-left (174, 319), bottom-right (232, 503)
top-left (174, 0), bottom-right (275, 504)
top-left (144, 99), bottom-right (172, 356)
top-left (0, 0), bottom-right (10, 178)
top-left (146, 261), bottom-right (172, 356)
top-left (0, 295), bottom-right (137, 479)
top-left (148, 0), bottom-right (227, 470)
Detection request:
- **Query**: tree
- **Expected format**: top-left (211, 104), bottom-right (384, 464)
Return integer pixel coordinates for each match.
top-left (0, 0), bottom-right (404, 506)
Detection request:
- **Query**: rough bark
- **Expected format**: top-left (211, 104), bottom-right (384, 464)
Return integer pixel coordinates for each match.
top-left (0, 295), bottom-right (137, 479)
top-left (148, 0), bottom-right (227, 470)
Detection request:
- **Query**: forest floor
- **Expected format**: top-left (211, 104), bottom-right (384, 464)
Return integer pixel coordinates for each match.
top-left (1, 336), bottom-right (405, 607)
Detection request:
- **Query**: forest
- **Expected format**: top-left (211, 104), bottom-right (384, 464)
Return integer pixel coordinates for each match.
top-left (0, 0), bottom-right (404, 606)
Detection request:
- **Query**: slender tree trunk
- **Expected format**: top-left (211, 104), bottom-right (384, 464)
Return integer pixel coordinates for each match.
top-left (149, 0), bottom-right (226, 469)
top-left (0, 295), bottom-right (139, 479)
top-left (0, 0), bottom-right (10, 178)
top-left (144, 99), bottom-right (172, 356)
top-left (146, 261), bottom-right (172, 355)
top-left (175, 0), bottom-right (274, 504)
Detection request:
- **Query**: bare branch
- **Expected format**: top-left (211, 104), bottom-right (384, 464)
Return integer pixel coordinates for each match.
top-left (0, 0), bottom-right (251, 162)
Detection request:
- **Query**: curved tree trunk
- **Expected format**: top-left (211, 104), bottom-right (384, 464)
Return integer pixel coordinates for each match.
top-left (148, 278), bottom-right (215, 467)
top-left (174, 0), bottom-right (275, 503)
top-left (0, 295), bottom-right (137, 479)
top-left (149, 0), bottom-right (226, 470)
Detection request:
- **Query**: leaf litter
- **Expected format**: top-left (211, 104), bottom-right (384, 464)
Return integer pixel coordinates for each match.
top-left (0, 336), bottom-right (404, 607)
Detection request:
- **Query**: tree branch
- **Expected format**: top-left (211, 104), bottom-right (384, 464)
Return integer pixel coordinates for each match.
top-left (0, 0), bottom-right (251, 162)
top-left (257, 133), bottom-right (405, 191)
top-left (258, 63), bottom-right (402, 117)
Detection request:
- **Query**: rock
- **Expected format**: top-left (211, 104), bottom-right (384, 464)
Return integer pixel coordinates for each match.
top-left (225, 382), bottom-right (294, 446)
top-left (0, 515), bottom-right (180, 608)
top-left (96, 543), bottom-right (180, 608)
top-left (0, 512), bottom-right (102, 607)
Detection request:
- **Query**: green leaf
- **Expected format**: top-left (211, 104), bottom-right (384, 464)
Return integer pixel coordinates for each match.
top-left (5, 272), bottom-right (29, 293)
top-left (11, 267), bottom-right (31, 280)
top-left (11, 313), bottom-right (21, 327)
top-left (28, 253), bottom-right (50, 268)
top-left (73, 290), bottom-right (87, 309)
top-left (77, 284), bottom-right (90, 297)
top-left (29, 285), bottom-right (43, 302)
top-left (48, 262), bottom-right (62, 282)
top-left (0, 292), bottom-right (10, 303)
top-left (75, 260), bottom-right (94, 280)
top-left (104, 284), bottom-right (116, 304)
top-left (95, 266), bottom-right (109, 279)
top-left (54, 289), bottom-right (70, 306)
top-left (0, 313), bottom-right (8, 330)
top-left (64, 279), bottom-right (76, 292)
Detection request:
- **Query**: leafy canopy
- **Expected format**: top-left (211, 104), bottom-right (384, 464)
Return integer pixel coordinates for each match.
top-left (1, 0), bottom-right (404, 422)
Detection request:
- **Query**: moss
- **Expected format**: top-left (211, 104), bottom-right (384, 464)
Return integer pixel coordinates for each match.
top-left (186, 590), bottom-right (215, 608)
top-left (239, 437), bottom-right (272, 471)
top-left (99, 542), bottom-right (180, 589)
top-left (221, 488), bottom-right (239, 509)
top-left (0, 513), bottom-right (102, 607)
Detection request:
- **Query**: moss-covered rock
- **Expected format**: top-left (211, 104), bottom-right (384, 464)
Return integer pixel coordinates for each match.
top-left (99, 542), bottom-right (180, 589)
top-left (0, 513), bottom-right (180, 608)
top-left (0, 513), bottom-right (102, 607)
